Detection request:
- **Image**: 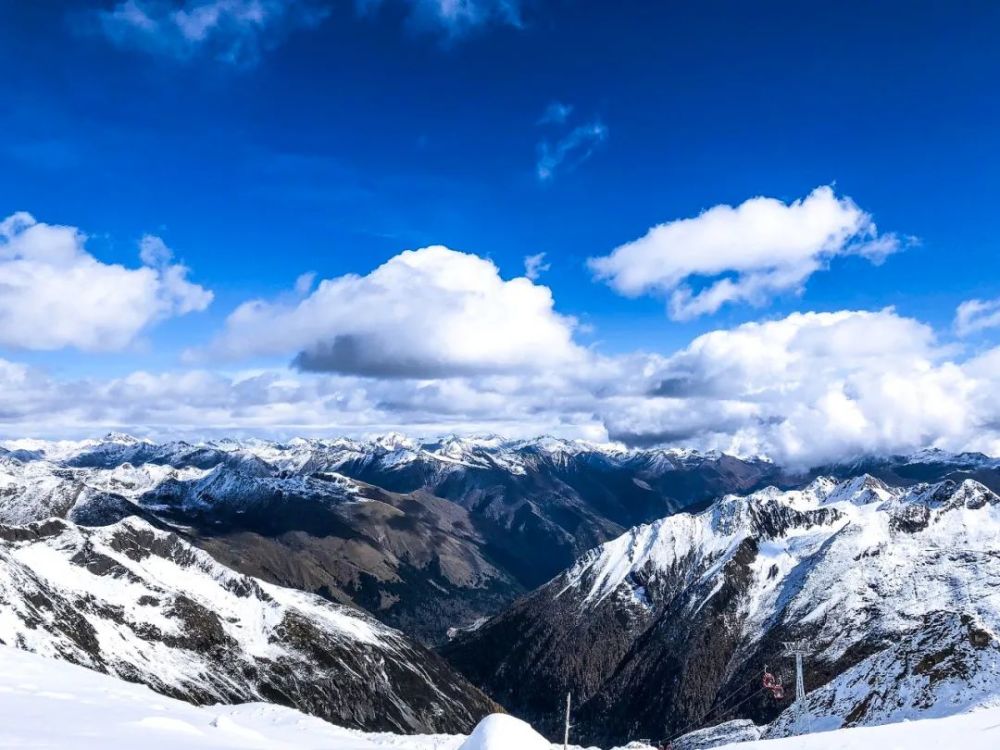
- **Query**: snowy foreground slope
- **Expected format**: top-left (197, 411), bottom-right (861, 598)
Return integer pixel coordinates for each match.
top-left (2, 643), bottom-right (999, 750)
top-left (0, 644), bottom-right (460, 749)
top-left (710, 707), bottom-right (1000, 750)
top-left (0, 645), bottom-right (602, 749)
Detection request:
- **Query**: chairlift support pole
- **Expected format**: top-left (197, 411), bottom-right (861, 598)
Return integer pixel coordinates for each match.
top-left (782, 640), bottom-right (811, 730)
top-left (563, 691), bottom-right (572, 750)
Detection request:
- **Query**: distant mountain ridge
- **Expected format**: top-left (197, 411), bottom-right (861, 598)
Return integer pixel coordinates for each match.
top-left (1, 432), bottom-right (998, 647)
top-left (0, 433), bottom-right (786, 642)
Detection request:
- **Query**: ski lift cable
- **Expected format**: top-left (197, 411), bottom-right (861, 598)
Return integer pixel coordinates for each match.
top-left (662, 683), bottom-right (771, 745)
top-left (703, 668), bottom-right (769, 718)
top-left (658, 668), bottom-right (770, 745)
top-left (710, 684), bottom-right (771, 726)
top-left (713, 668), bottom-right (775, 714)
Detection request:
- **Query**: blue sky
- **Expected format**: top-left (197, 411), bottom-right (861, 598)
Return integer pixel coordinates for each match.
top-left (0, 0), bottom-right (999, 465)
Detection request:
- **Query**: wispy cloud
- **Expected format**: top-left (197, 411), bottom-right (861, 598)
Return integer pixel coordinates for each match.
top-left (358, 0), bottom-right (523, 38)
top-left (537, 101), bottom-right (573, 125)
top-left (955, 297), bottom-right (1000, 337)
top-left (536, 120), bottom-right (608, 182)
top-left (96, 0), bottom-right (329, 66)
top-left (523, 252), bottom-right (550, 280)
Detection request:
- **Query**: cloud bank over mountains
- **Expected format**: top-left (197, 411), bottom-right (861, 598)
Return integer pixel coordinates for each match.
top-left (2, 189), bottom-right (997, 468)
top-left (2, 304), bottom-right (998, 467)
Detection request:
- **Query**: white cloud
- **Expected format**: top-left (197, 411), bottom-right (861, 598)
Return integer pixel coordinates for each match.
top-left (1, 215), bottom-right (995, 466)
top-left (602, 309), bottom-right (996, 467)
top-left (357, 0), bottom-right (522, 37)
top-left (523, 252), bottom-right (550, 280)
top-left (203, 244), bottom-right (586, 377)
top-left (0, 213), bottom-right (212, 352)
top-left (588, 186), bottom-right (901, 319)
top-left (0, 360), bottom-right (612, 442)
top-left (3, 307), bottom-right (1000, 465)
top-left (955, 297), bottom-right (1000, 337)
top-left (97, 0), bottom-right (329, 64)
top-left (536, 120), bottom-right (607, 181)
top-left (537, 101), bottom-right (573, 125)
top-left (138, 234), bottom-right (174, 266)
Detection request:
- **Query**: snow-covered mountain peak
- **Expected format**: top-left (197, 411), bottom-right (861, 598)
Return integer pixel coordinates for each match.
top-left (101, 431), bottom-right (151, 445)
top-left (905, 446), bottom-right (1000, 467)
top-left (556, 475), bottom-right (999, 614)
top-left (371, 432), bottom-right (421, 452)
top-left (447, 472), bottom-right (1000, 745)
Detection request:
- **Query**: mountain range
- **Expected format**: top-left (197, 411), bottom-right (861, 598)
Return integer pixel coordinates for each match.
top-left (444, 475), bottom-right (1000, 745)
top-left (2, 433), bottom-right (1000, 746)
top-left (5, 432), bottom-right (998, 645)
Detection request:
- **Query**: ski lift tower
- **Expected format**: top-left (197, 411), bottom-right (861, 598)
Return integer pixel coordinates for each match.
top-left (782, 640), bottom-right (810, 708)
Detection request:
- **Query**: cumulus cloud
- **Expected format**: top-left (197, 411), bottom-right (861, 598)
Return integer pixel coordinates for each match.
top-left (2, 307), bottom-right (1000, 465)
top-left (523, 252), bottom-right (550, 280)
top-left (357, 0), bottom-right (523, 37)
top-left (97, 0), bottom-right (329, 65)
top-left (589, 186), bottom-right (901, 319)
top-left (955, 297), bottom-right (1000, 337)
top-left (203, 244), bottom-right (586, 377)
top-left (0, 212), bottom-right (212, 351)
top-left (601, 309), bottom-right (996, 467)
top-left (536, 120), bottom-right (608, 181)
top-left (2, 215), bottom-right (995, 466)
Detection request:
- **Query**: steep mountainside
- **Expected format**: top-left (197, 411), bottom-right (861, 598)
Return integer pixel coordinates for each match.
top-left (0, 515), bottom-right (497, 734)
top-left (0, 441), bottom-right (523, 644)
top-left (0, 434), bottom-right (787, 642)
top-left (444, 476), bottom-right (1000, 746)
top-left (764, 610), bottom-right (1000, 737)
top-left (2, 433), bottom-right (997, 645)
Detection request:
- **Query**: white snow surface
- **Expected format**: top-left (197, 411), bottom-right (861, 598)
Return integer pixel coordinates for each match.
top-left (0, 644), bottom-right (459, 749)
top-left (712, 705), bottom-right (1000, 750)
top-left (0, 647), bottom-right (625, 749)
top-left (457, 714), bottom-right (553, 750)
top-left (2, 643), bottom-right (1000, 750)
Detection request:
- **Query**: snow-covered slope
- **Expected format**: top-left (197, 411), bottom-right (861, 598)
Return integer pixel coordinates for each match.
top-left (0, 643), bottom-right (462, 749)
top-left (445, 475), bottom-right (1000, 745)
top-left (0, 645), bottom-right (636, 749)
top-left (1, 641), bottom-right (999, 750)
top-left (0, 515), bottom-right (496, 734)
top-left (714, 704), bottom-right (1000, 750)
top-left (765, 610), bottom-right (1000, 737)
